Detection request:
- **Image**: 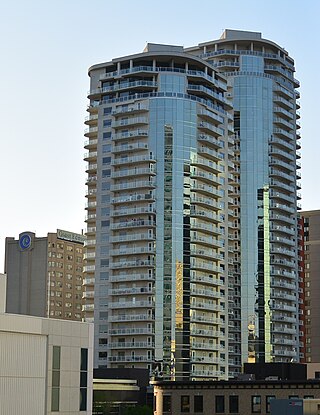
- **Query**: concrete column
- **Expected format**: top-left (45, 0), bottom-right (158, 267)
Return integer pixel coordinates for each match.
top-left (0, 274), bottom-right (6, 313)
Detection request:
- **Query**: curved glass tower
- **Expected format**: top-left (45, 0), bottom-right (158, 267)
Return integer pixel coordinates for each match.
top-left (187, 30), bottom-right (301, 366)
top-left (84, 44), bottom-right (235, 380)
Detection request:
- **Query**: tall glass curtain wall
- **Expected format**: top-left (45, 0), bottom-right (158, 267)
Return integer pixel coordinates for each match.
top-left (232, 56), bottom-right (273, 363)
top-left (151, 74), bottom-right (197, 378)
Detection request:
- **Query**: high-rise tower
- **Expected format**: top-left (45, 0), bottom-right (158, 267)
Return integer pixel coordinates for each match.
top-left (187, 29), bottom-right (301, 365)
top-left (84, 44), bottom-right (237, 380)
top-left (84, 31), bottom-right (301, 379)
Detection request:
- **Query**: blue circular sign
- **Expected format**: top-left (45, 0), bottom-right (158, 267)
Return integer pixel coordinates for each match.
top-left (19, 234), bottom-right (32, 250)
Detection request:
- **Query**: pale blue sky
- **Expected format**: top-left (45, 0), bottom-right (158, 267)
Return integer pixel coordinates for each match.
top-left (0, 0), bottom-right (319, 271)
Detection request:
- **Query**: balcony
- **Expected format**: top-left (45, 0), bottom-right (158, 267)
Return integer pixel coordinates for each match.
top-left (111, 180), bottom-right (155, 192)
top-left (192, 302), bottom-right (223, 312)
top-left (270, 303), bottom-right (296, 312)
top-left (82, 304), bottom-right (94, 312)
top-left (270, 201), bottom-right (295, 214)
top-left (190, 169), bottom-right (223, 186)
top-left (110, 259), bottom-right (155, 269)
top-left (187, 84), bottom-right (227, 106)
top-left (113, 142), bottom-right (148, 153)
top-left (190, 220), bottom-right (221, 235)
top-left (269, 157), bottom-right (295, 173)
top-left (108, 341), bottom-right (154, 349)
top-left (190, 195), bottom-right (222, 211)
top-left (273, 128), bottom-right (295, 140)
top-left (191, 356), bottom-right (222, 364)
top-left (111, 154), bottom-right (155, 166)
top-left (270, 213), bottom-right (295, 225)
top-left (84, 138), bottom-right (98, 149)
top-left (112, 104), bottom-right (149, 116)
top-left (271, 279), bottom-right (296, 290)
top-left (111, 167), bottom-right (155, 179)
top-left (109, 300), bottom-right (154, 309)
top-left (112, 117), bottom-right (148, 129)
top-left (270, 245), bottom-right (295, 258)
top-left (113, 129), bottom-right (148, 141)
top-left (270, 235), bottom-right (296, 247)
top-left (112, 193), bottom-right (155, 204)
top-left (190, 248), bottom-right (222, 261)
top-left (191, 342), bottom-right (221, 351)
top-left (270, 147), bottom-right (295, 163)
top-left (84, 126), bottom-right (98, 137)
top-left (272, 314), bottom-right (297, 323)
top-left (109, 314), bottom-right (153, 322)
top-left (191, 315), bottom-right (223, 325)
top-left (190, 275), bottom-right (223, 287)
top-left (110, 219), bottom-right (155, 230)
top-left (109, 273), bottom-right (155, 283)
top-left (191, 208), bottom-right (222, 224)
top-left (110, 246), bottom-right (155, 256)
top-left (108, 355), bottom-right (153, 363)
top-left (269, 136), bottom-right (294, 151)
top-left (273, 106), bottom-right (294, 120)
top-left (86, 163), bottom-right (97, 173)
top-left (83, 277), bottom-right (95, 286)
top-left (197, 108), bottom-right (224, 124)
top-left (110, 233), bottom-right (154, 243)
top-left (191, 370), bottom-right (223, 378)
top-left (191, 234), bottom-right (224, 248)
top-left (191, 156), bottom-right (224, 174)
top-left (109, 287), bottom-right (153, 296)
top-left (82, 291), bottom-right (94, 299)
top-left (190, 328), bottom-right (221, 337)
top-left (191, 261), bottom-right (222, 274)
top-left (198, 122), bottom-right (224, 138)
top-left (84, 114), bottom-right (98, 124)
top-left (111, 206), bottom-right (155, 218)
top-left (109, 327), bottom-right (154, 336)
top-left (271, 326), bottom-right (297, 334)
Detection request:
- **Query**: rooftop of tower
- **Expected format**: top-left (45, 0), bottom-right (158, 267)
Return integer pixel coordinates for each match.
top-left (185, 29), bottom-right (291, 59)
top-left (220, 29), bottom-right (262, 40)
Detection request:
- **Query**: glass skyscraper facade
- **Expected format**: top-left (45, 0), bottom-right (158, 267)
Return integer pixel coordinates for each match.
top-left (188, 29), bottom-right (301, 364)
top-left (84, 30), bottom-right (301, 380)
top-left (84, 44), bottom-right (236, 380)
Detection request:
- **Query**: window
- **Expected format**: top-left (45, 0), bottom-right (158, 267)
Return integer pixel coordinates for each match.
top-left (103, 131), bottom-right (112, 140)
top-left (102, 156), bottom-right (111, 164)
top-left (266, 396), bottom-right (275, 413)
top-left (229, 395), bottom-right (239, 413)
top-left (304, 396), bottom-right (314, 400)
top-left (80, 348), bottom-right (88, 411)
top-left (51, 346), bottom-right (61, 411)
top-left (163, 395), bottom-right (171, 412)
top-left (181, 396), bottom-right (190, 413)
top-left (252, 396), bottom-right (261, 413)
top-left (103, 119), bottom-right (111, 127)
top-left (215, 396), bottom-right (225, 413)
top-left (194, 395), bottom-right (203, 413)
top-left (103, 107), bottom-right (112, 115)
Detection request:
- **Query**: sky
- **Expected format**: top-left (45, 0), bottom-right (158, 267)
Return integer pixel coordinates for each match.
top-left (0, 0), bottom-right (319, 272)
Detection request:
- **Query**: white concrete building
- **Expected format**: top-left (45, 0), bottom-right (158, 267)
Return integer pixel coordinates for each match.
top-left (0, 274), bottom-right (94, 415)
